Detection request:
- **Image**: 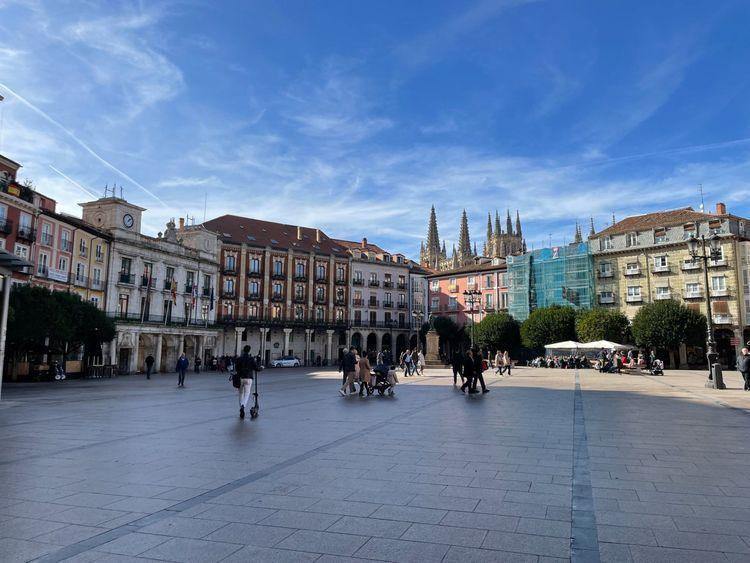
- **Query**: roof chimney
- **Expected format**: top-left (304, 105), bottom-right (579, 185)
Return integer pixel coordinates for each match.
top-left (716, 202), bottom-right (727, 215)
top-left (361, 237), bottom-right (367, 248)
top-left (297, 226), bottom-right (302, 240)
top-left (178, 217), bottom-right (185, 229)
top-left (315, 229), bottom-right (321, 243)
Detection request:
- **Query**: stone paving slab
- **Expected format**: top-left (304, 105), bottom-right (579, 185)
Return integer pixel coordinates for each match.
top-left (1, 366), bottom-right (749, 562)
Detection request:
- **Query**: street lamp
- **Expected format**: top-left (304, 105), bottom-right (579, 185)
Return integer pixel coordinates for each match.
top-left (687, 233), bottom-right (725, 389)
top-left (201, 303), bottom-right (209, 328)
top-left (462, 289), bottom-right (481, 348)
top-left (412, 310), bottom-right (424, 350)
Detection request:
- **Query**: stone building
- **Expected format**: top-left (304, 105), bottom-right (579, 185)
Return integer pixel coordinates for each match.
top-left (0, 153), bottom-right (36, 285)
top-left (589, 203), bottom-right (750, 368)
top-left (80, 197), bottom-right (220, 374)
top-left (202, 215), bottom-right (350, 366)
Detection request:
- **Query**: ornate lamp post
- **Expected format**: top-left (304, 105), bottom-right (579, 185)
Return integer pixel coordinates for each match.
top-left (686, 234), bottom-right (725, 389)
top-left (462, 289), bottom-right (481, 348)
top-left (412, 310), bottom-right (424, 350)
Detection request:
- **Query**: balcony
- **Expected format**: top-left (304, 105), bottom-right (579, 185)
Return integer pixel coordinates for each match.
top-left (397, 302), bottom-right (407, 309)
top-left (118, 273), bottom-right (135, 285)
top-left (202, 287), bottom-right (212, 298)
top-left (248, 269), bottom-right (262, 278)
top-left (335, 298), bottom-right (346, 306)
top-left (368, 300), bottom-right (380, 307)
top-left (79, 248), bottom-right (88, 259)
top-left (17, 226), bottom-right (36, 242)
top-left (184, 283), bottom-right (195, 294)
top-left (708, 259), bottom-right (727, 268)
top-left (625, 294), bottom-right (643, 303)
top-left (335, 277), bottom-right (347, 286)
top-left (294, 274), bottom-right (308, 282)
top-left (682, 260), bottom-right (701, 271)
top-left (163, 279), bottom-right (173, 291)
top-left (383, 301), bottom-right (393, 308)
top-left (449, 285), bottom-right (458, 293)
top-left (383, 281), bottom-right (394, 289)
top-left (37, 266), bottom-right (49, 278)
top-left (624, 266), bottom-right (641, 276)
top-left (293, 295), bottom-right (306, 303)
top-left (352, 279), bottom-right (364, 286)
top-left (222, 290), bottom-right (237, 299)
top-left (271, 293), bottom-right (284, 302)
top-left (314, 296), bottom-right (326, 304)
top-left (397, 282), bottom-right (407, 290)
top-left (60, 239), bottom-right (73, 253)
top-left (0, 218), bottom-right (12, 235)
top-left (368, 280), bottom-right (380, 288)
top-left (272, 272), bottom-right (286, 280)
top-left (353, 299), bottom-right (364, 307)
top-left (655, 291), bottom-right (672, 300)
top-left (599, 294), bottom-right (615, 304)
top-left (713, 314), bottom-right (733, 325)
top-left (90, 279), bottom-right (104, 290)
top-left (40, 233), bottom-right (54, 247)
top-left (710, 288), bottom-right (729, 297)
top-left (597, 270), bottom-right (614, 279)
top-left (95, 253), bottom-right (104, 263)
top-left (652, 264), bottom-right (670, 273)
top-left (74, 275), bottom-right (89, 288)
top-left (140, 275), bottom-right (156, 288)
top-left (684, 289), bottom-right (703, 299)
top-left (315, 275), bottom-right (328, 283)
top-left (247, 292), bottom-right (261, 300)
top-left (222, 266), bottom-right (237, 276)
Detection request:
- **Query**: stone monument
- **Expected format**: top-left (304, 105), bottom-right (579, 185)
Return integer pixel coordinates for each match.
top-left (424, 314), bottom-right (444, 366)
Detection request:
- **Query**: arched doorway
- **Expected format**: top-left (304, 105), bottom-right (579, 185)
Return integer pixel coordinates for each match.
top-left (381, 333), bottom-right (392, 352)
top-left (396, 334), bottom-right (408, 358)
top-left (409, 334), bottom-right (418, 350)
top-left (366, 332), bottom-right (378, 353)
top-left (351, 332), bottom-right (362, 351)
top-left (715, 329), bottom-right (736, 368)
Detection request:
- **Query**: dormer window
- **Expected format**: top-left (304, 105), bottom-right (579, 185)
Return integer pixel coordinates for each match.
top-left (625, 232), bottom-right (638, 247)
top-left (654, 229), bottom-right (667, 244)
top-left (600, 236), bottom-right (613, 250)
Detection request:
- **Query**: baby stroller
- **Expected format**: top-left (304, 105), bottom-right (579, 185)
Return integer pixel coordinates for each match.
top-left (370, 364), bottom-right (394, 396)
top-left (648, 359), bottom-right (664, 376)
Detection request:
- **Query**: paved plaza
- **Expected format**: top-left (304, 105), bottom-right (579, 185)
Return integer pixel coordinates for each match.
top-left (0, 366), bottom-right (749, 562)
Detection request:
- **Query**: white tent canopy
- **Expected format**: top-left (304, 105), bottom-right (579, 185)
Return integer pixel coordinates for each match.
top-left (578, 340), bottom-right (636, 351)
top-left (544, 341), bottom-right (582, 350)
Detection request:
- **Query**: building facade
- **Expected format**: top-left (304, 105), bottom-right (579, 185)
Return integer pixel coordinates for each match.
top-left (590, 203), bottom-right (749, 367)
top-left (0, 154), bottom-right (35, 284)
top-left (507, 242), bottom-right (595, 322)
top-left (427, 259), bottom-right (509, 327)
top-left (203, 215), bottom-right (350, 366)
top-left (80, 197), bottom-right (220, 374)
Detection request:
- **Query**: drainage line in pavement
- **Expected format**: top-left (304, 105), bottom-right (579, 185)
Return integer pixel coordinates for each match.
top-left (571, 370), bottom-right (601, 563)
top-left (34, 379), bottom-right (481, 563)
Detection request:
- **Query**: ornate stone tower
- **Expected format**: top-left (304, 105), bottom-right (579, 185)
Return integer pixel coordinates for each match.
top-left (456, 209), bottom-right (473, 266)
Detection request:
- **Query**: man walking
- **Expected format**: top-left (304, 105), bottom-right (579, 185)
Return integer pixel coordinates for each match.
top-left (339, 346), bottom-right (358, 396)
top-left (472, 348), bottom-right (489, 393)
top-left (145, 354), bottom-right (155, 380)
top-left (236, 345), bottom-right (257, 419)
top-left (451, 351), bottom-right (464, 385)
top-left (460, 349), bottom-right (476, 393)
top-left (176, 353), bottom-right (189, 387)
top-left (404, 349), bottom-right (414, 376)
top-left (737, 347), bottom-right (750, 391)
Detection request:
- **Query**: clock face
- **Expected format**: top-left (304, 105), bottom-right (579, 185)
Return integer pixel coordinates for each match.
top-left (122, 213), bottom-right (134, 228)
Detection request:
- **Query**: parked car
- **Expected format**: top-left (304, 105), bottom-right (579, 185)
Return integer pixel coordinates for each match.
top-left (270, 356), bottom-right (301, 368)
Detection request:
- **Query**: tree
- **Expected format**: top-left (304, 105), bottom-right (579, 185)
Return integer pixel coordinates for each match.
top-left (429, 315), bottom-right (467, 356)
top-left (520, 305), bottom-right (577, 353)
top-left (575, 308), bottom-right (631, 343)
top-left (475, 313), bottom-right (521, 355)
top-left (631, 300), bottom-right (706, 363)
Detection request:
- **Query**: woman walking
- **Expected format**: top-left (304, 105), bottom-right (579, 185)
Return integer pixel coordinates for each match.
top-left (502, 351), bottom-right (512, 376)
top-left (358, 352), bottom-right (372, 396)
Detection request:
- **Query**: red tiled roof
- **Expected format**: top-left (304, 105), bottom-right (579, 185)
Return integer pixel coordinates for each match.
top-left (332, 238), bottom-right (390, 255)
top-left (593, 207), bottom-right (724, 238)
top-left (202, 215), bottom-right (349, 257)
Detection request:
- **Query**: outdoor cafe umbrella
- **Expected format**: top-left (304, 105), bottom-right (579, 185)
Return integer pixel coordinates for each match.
top-left (544, 340), bottom-right (582, 351)
top-left (579, 340), bottom-right (636, 351)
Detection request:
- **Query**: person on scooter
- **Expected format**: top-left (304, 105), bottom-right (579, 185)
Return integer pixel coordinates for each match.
top-left (236, 345), bottom-right (257, 419)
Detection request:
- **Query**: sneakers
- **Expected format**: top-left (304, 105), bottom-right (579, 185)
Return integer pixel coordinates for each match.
top-left (339, 389), bottom-right (346, 396)
top-left (482, 388), bottom-right (490, 393)
top-left (240, 406), bottom-right (245, 419)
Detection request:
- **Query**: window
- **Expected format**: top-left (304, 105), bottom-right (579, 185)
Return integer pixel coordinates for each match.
top-left (385, 273), bottom-right (392, 283)
top-left (295, 284), bottom-right (304, 299)
top-left (335, 308), bottom-right (344, 321)
top-left (398, 275), bottom-right (406, 286)
top-left (653, 256), bottom-right (668, 271)
top-left (369, 311), bottom-right (377, 324)
top-left (121, 257), bottom-right (132, 274)
top-left (710, 245), bottom-right (724, 264)
top-left (600, 236), bottom-right (613, 250)
top-left (485, 293), bottom-right (494, 308)
top-left (336, 287), bottom-right (345, 301)
top-left (91, 296), bottom-right (99, 307)
top-left (250, 257), bottom-right (260, 273)
top-left (316, 307), bottom-right (325, 321)
top-left (76, 263), bottom-right (85, 281)
top-left (655, 286), bottom-right (670, 299)
top-left (37, 252), bottom-right (49, 275)
top-left (79, 238), bottom-right (87, 257)
top-left (273, 259), bottom-right (283, 275)
top-left (96, 243), bottom-right (103, 261)
top-left (249, 280), bottom-right (260, 296)
top-left (430, 280), bottom-right (439, 291)
top-left (683, 223), bottom-right (696, 240)
top-left (92, 268), bottom-right (101, 284)
top-left (273, 282), bottom-right (283, 297)
top-left (626, 262), bottom-right (639, 273)
top-left (272, 305), bottom-right (282, 319)
top-left (224, 302), bottom-right (234, 318)
top-left (225, 255), bottom-right (236, 270)
top-left (203, 274), bottom-right (211, 290)
top-left (295, 306), bottom-right (304, 320)
top-left (485, 274), bottom-right (493, 288)
top-left (384, 312), bottom-right (392, 323)
top-left (224, 278), bottom-right (235, 293)
top-left (60, 229), bottom-right (70, 250)
top-left (354, 270), bottom-right (363, 282)
top-left (499, 273), bottom-right (507, 288)
top-left (58, 256), bottom-right (68, 271)
top-left (248, 303), bottom-right (258, 318)
top-left (626, 286), bottom-right (641, 300)
top-left (600, 290), bottom-right (614, 299)
top-left (354, 310), bottom-right (362, 323)
top-left (118, 294), bottom-right (130, 318)
top-left (186, 271), bottom-right (195, 289)
top-left (337, 266), bottom-right (345, 281)
top-left (369, 272), bottom-right (378, 283)
top-left (41, 223), bottom-right (52, 245)
top-left (711, 276), bottom-right (726, 292)
top-left (369, 294), bottom-right (377, 306)
top-left (654, 229), bottom-right (667, 244)
top-left (316, 286), bottom-right (325, 301)
top-left (467, 276), bottom-right (475, 284)
top-left (316, 264), bottom-right (326, 279)
top-left (500, 293), bottom-right (508, 309)
top-left (431, 297), bottom-right (440, 309)
top-left (685, 282), bottom-right (700, 295)
top-left (626, 232), bottom-right (638, 247)
top-left (165, 266), bottom-right (175, 283)
top-left (398, 293), bottom-right (406, 305)
top-left (384, 292), bottom-right (392, 305)
top-left (599, 262), bottom-right (612, 276)
top-left (448, 296), bottom-right (457, 310)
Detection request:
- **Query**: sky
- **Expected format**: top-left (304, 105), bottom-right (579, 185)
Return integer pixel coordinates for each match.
top-left (1, 0), bottom-right (749, 259)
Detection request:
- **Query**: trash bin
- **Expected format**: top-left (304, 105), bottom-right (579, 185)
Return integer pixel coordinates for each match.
top-left (710, 363), bottom-right (726, 390)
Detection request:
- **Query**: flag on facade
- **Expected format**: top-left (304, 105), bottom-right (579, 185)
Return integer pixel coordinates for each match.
top-left (171, 279), bottom-right (177, 304)
top-left (210, 286), bottom-right (214, 311)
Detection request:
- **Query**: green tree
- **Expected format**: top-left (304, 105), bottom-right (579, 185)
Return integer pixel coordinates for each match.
top-left (631, 300), bottom-right (706, 362)
top-left (520, 305), bottom-right (577, 353)
top-left (475, 312), bottom-right (521, 355)
top-left (575, 308), bottom-right (631, 343)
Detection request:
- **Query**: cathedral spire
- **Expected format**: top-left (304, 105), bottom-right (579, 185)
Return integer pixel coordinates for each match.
top-left (574, 222), bottom-right (582, 244)
top-left (589, 217), bottom-right (596, 238)
top-left (457, 209), bottom-right (472, 262)
top-left (506, 209), bottom-right (513, 236)
top-left (485, 213), bottom-right (493, 257)
top-left (515, 210), bottom-right (522, 237)
top-left (494, 210), bottom-right (502, 236)
top-left (426, 205), bottom-right (440, 252)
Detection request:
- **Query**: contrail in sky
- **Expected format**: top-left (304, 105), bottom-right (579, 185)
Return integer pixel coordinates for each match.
top-left (49, 165), bottom-right (99, 200)
top-left (0, 82), bottom-right (167, 208)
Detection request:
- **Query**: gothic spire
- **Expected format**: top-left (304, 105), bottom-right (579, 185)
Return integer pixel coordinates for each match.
top-left (574, 222), bottom-right (582, 244)
top-left (426, 205), bottom-right (440, 253)
top-left (494, 210), bottom-right (502, 236)
top-left (485, 213), bottom-right (493, 257)
top-left (458, 209), bottom-right (472, 261)
top-left (473, 241), bottom-right (478, 257)
top-left (506, 209), bottom-right (513, 236)
top-left (589, 217), bottom-right (596, 237)
top-left (515, 210), bottom-right (522, 237)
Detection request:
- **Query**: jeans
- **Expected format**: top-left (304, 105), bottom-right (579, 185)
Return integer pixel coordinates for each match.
top-left (239, 378), bottom-right (253, 407)
top-left (146, 365), bottom-right (153, 379)
top-left (178, 369), bottom-right (186, 386)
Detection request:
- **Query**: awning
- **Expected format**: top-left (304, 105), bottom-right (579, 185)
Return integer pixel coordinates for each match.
top-left (544, 340), bottom-right (582, 350)
top-left (579, 340), bottom-right (636, 351)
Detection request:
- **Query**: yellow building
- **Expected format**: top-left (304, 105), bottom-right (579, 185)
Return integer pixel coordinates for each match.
top-left (61, 214), bottom-right (111, 309)
top-left (590, 203), bottom-right (749, 368)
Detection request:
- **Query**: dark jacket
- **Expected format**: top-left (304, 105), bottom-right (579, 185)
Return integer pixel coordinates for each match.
top-left (236, 353), bottom-right (257, 378)
top-left (451, 353), bottom-right (463, 369)
top-left (145, 355), bottom-right (154, 366)
top-left (341, 352), bottom-right (357, 372)
top-left (176, 356), bottom-right (189, 371)
top-left (738, 354), bottom-right (750, 374)
top-left (463, 355), bottom-right (476, 378)
top-left (474, 353), bottom-right (484, 374)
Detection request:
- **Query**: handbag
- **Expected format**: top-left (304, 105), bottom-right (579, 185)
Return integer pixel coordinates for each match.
top-left (231, 371), bottom-right (241, 389)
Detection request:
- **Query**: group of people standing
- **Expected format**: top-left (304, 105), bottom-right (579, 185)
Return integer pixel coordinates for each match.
top-left (399, 348), bottom-right (425, 376)
top-left (451, 349), bottom-right (490, 394)
top-left (339, 347), bottom-right (398, 396)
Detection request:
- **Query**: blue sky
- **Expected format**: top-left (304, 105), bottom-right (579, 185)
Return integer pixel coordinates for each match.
top-left (1, 0), bottom-right (749, 258)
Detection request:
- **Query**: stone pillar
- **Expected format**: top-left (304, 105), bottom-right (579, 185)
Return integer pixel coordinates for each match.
top-left (177, 336), bottom-right (184, 358)
top-left (346, 329), bottom-right (352, 347)
top-left (283, 327), bottom-right (292, 355)
top-left (259, 327), bottom-right (268, 364)
top-left (155, 334), bottom-right (163, 372)
top-left (326, 329), bottom-right (334, 364)
top-left (678, 343), bottom-right (688, 368)
top-left (425, 329), bottom-right (442, 366)
top-left (234, 327), bottom-right (244, 356)
top-left (110, 336), bottom-right (118, 366)
top-left (131, 332), bottom-right (140, 374)
top-left (305, 329), bottom-right (313, 366)
top-left (197, 335), bottom-right (205, 365)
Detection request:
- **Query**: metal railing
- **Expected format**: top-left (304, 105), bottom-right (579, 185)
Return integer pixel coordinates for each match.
top-left (0, 218), bottom-right (12, 235)
top-left (17, 226), bottom-right (37, 242)
top-left (60, 239), bottom-right (73, 253)
top-left (40, 233), bottom-right (54, 246)
top-left (352, 279), bottom-right (364, 286)
top-left (118, 273), bottom-right (135, 285)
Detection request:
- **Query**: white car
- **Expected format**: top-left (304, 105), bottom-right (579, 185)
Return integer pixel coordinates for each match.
top-left (270, 356), bottom-right (301, 368)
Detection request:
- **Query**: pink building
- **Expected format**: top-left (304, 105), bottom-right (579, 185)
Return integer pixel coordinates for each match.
top-left (31, 196), bottom-right (75, 292)
top-left (427, 259), bottom-right (508, 326)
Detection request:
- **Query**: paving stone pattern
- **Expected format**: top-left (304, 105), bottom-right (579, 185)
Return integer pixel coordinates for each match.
top-left (0, 366), bottom-right (749, 562)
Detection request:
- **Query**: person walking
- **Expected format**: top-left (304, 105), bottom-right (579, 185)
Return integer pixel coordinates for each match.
top-left (404, 349), bottom-right (413, 376)
top-left (417, 349), bottom-right (425, 375)
top-left (145, 354), bottom-right (155, 380)
top-left (460, 350), bottom-right (476, 393)
top-left (502, 350), bottom-right (512, 376)
top-left (737, 347), bottom-right (750, 391)
top-left (236, 345), bottom-right (257, 419)
top-left (194, 356), bottom-right (202, 373)
top-left (451, 351), bottom-right (464, 385)
top-left (472, 349), bottom-right (489, 393)
top-left (358, 352), bottom-right (372, 396)
top-left (176, 353), bottom-right (189, 387)
top-left (339, 346), bottom-right (358, 396)
top-left (494, 350), bottom-right (502, 375)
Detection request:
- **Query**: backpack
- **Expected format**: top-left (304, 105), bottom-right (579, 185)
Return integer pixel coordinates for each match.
top-left (231, 372), bottom-right (241, 389)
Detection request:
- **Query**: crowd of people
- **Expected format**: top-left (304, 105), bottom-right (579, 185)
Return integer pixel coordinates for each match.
top-left (530, 348), bottom-right (662, 374)
top-left (339, 347), bottom-right (399, 396)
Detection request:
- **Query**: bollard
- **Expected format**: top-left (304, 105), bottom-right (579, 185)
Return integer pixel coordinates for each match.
top-left (709, 363), bottom-right (726, 390)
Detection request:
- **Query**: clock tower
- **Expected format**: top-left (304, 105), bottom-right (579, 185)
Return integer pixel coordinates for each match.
top-left (80, 196), bottom-right (146, 233)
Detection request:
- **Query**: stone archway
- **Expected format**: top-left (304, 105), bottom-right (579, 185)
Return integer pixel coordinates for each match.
top-left (381, 333), bottom-right (392, 352)
top-left (351, 332), bottom-right (362, 351)
top-left (397, 334), bottom-right (408, 357)
top-left (366, 332), bottom-right (378, 353)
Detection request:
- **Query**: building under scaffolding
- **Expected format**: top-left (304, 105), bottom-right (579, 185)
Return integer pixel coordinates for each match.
top-left (507, 242), bottom-right (594, 322)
